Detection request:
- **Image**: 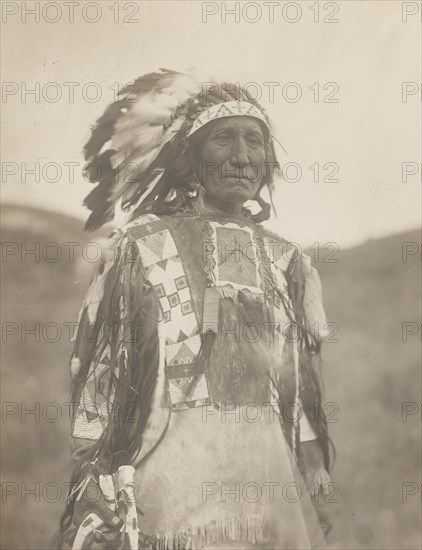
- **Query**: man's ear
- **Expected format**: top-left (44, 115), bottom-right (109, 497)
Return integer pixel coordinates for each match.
top-left (260, 142), bottom-right (273, 188)
top-left (264, 140), bottom-right (280, 187)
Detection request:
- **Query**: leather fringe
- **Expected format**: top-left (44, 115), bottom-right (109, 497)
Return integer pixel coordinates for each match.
top-left (143, 515), bottom-right (266, 550)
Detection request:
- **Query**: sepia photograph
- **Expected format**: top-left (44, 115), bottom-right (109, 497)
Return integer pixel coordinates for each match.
top-left (1, 1), bottom-right (421, 549)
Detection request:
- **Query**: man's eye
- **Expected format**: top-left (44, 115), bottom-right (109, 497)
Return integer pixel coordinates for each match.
top-left (214, 133), bottom-right (231, 144)
top-left (247, 135), bottom-right (264, 147)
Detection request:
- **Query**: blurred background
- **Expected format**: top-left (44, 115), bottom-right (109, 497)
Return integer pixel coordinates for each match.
top-left (1, 1), bottom-right (421, 549)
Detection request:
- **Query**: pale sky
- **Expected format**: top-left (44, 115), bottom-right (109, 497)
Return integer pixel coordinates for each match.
top-left (2, 0), bottom-right (421, 248)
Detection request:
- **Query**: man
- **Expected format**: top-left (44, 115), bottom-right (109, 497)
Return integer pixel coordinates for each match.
top-left (59, 71), bottom-right (333, 549)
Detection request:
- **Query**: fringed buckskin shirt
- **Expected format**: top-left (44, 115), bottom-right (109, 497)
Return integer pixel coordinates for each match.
top-left (70, 212), bottom-right (329, 549)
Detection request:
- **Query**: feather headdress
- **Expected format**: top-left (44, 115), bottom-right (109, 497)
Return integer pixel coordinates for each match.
top-left (83, 69), bottom-right (279, 230)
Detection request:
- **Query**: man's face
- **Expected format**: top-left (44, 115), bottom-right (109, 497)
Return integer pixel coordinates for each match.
top-left (196, 117), bottom-right (267, 204)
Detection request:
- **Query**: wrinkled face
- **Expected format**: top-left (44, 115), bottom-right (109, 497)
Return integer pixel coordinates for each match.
top-left (195, 116), bottom-right (268, 205)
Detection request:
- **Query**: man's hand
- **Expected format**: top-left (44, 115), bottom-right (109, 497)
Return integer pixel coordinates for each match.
top-left (298, 439), bottom-right (333, 536)
top-left (70, 357), bottom-right (81, 380)
top-left (298, 439), bottom-right (331, 495)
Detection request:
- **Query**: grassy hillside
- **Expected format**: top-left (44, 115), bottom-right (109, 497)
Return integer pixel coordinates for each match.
top-left (316, 231), bottom-right (421, 549)
top-left (1, 205), bottom-right (420, 549)
top-left (0, 206), bottom-right (110, 550)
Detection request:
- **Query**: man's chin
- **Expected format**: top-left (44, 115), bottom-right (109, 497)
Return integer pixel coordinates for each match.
top-left (219, 191), bottom-right (252, 203)
top-left (219, 182), bottom-right (259, 199)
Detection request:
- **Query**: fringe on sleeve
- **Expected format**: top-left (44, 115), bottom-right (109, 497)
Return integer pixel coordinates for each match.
top-left (287, 250), bottom-right (332, 471)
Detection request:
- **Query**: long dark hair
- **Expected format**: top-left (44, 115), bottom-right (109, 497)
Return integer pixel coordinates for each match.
top-left (57, 234), bottom-right (161, 543)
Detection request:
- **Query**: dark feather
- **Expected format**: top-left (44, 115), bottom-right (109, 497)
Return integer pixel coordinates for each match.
top-left (84, 149), bottom-right (116, 183)
top-left (83, 151), bottom-right (116, 230)
top-left (84, 101), bottom-right (127, 161)
top-left (118, 68), bottom-right (185, 97)
top-left (84, 203), bottom-right (114, 232)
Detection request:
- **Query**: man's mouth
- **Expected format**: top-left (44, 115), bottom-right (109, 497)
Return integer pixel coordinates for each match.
top-left (221, 176), bottom-right (252, 185)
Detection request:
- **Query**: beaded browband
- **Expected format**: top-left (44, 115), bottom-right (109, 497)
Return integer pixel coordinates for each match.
top-left (188, 100), bottom-right (271, 137)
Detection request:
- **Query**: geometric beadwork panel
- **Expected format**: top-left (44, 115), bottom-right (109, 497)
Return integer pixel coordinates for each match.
top-left (72, 345), bottom-right (114, 440)
top-left (126, 214), bottom-right (210, 411)
top-left (167, 373), bottom-right (209, 408)
top-left (207, 221), bottom-right (264, 294)
top-left (263, 236), bottom-right (296, 273)
top-left (165, 335), bottom-right (201, 366)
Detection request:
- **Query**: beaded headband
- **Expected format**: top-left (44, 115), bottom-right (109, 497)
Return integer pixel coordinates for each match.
top-left (188, 100), bottom-right (271, 137)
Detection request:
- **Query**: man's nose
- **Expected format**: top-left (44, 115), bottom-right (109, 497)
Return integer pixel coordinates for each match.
top-left (229, 136), bottom-right (249, 166)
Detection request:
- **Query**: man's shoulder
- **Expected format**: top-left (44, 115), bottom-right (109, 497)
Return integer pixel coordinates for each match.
top-left (261, 226), bottom-right (295, 246)
top-left (260, 226), bottom-right (301, 263)
top-left (121, 212), bottom-right (170, 239)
